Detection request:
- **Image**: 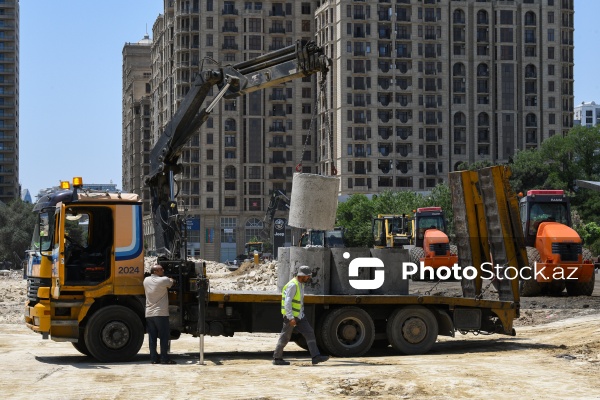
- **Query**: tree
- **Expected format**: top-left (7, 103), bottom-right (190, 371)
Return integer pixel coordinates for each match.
top-left (509, 148), bottom-right (553, 193)
top-left (0, 199), bottom-right (36, 267)
top-left (335, 194), bottom-right (374, 247)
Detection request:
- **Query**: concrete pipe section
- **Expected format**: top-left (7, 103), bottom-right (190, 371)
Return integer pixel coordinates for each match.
top-left (288, 173), bottom-right (339, 230)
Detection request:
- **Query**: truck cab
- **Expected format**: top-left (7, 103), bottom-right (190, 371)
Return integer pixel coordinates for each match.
top-left (24, 178), bottom-right (147, 361)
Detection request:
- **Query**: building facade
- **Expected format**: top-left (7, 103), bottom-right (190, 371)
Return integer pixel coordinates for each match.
top-left (0, 0), bottom-right (19, 203)
top-left (315, 0), bottom-right (573, 193)
top-left (574, 101), bottom-right (600, 127)
top-left (122, 35), bottom-right (153, 215)
top-left (123, 0), bottom-right (575, 261)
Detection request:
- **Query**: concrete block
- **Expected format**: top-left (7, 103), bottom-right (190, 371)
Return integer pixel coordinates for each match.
top-left (288, 173), bottom-right (339, 230)
top-left (276, 247), bottom-right (291, 291)
top-left (289, 247), bottom-right (331, 295)
top-left (370, 248), bottom-right (410, 295)
top-left (330, 247), bottom-right (372, 295)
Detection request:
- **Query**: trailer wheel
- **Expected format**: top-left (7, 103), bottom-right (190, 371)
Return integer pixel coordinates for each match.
top-left (409, 247), bottom-right (425, 281)
top-left (320, 307), bottom-right (375, 357)
top-left (386, 306), bottom-right (438, 355)
top-left (520, 247), bottom-right (542, 297)
top-left (84, 305), bottom-right (144, 362)
top-left (566, 268), bottom-right (595, 296)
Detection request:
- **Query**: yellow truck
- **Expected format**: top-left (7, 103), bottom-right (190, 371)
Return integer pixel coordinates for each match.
top-left (24, 166), bottom-right (526, 362)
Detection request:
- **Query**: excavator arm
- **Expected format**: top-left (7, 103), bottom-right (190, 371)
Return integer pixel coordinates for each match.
top-left (146, 41), bottom-right (330, 259)
top-left (260, 190), bottom-right (290, 241)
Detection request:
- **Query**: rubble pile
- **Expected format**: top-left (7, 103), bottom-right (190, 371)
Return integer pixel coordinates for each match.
top-left (0, 270), bottom-right (27, 324)
top-left (145, 256), bottom-right (279, 292)
top-left (208, 260), bottom-right (278, 292)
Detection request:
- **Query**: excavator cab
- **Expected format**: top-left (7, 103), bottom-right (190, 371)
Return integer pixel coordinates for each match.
top-left (519, 190), bottom-right (570, 247)
top-left (413, 207), bottom-right (447, 248)
top-left (372, 214), bottom-right (412, 248)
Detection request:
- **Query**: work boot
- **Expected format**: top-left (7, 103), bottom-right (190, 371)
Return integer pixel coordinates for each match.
top-left (312, 354), bottom-right (329, 365)
top-left (272, 358), bottom-right (290, 365)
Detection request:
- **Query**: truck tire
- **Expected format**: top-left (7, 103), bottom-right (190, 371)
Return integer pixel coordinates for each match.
top-left (566, 267), bottom-right (595, 296)
top-left (320, 307), bottom-right (375, 357)
top-left (291, 333), bottom-right (308, 350)
top-left (409, 247), bottom-right (425, 281)
top-left (386, 305), bottom-right (438, 355)
top-left (71, 330), bottom-right (91, 356)
top-left (520, 247), bottom-right (542, 297)
top-left (84, 305), bottom-right (144, 362)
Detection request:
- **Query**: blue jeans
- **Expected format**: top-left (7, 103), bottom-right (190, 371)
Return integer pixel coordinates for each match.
top-left (146, 316), bottom-right (170, 362)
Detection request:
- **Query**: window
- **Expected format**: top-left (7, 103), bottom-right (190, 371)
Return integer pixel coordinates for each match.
top-left (225, 198), bottom-right (236, 207)
top-left (206, 182), bottom-right (213, 192)
top-left (207, 149), bottom-right (213, 160)
top-left (249, 182), bottom-right (261, 195)
top-left (249, 18), bottom-right (261, 32)
top-left (302, 20), bottom-right (310, 32)
top-left (548, 47), bottom-right (554, 59)
top-left (207, 17), bottom-right (213, 29)
top-left (207, 0), bottom-right (213, 11)
top-left (301, 2), bottom-right (310, 14)
top-left (206, 198), bottom-right (213, 209)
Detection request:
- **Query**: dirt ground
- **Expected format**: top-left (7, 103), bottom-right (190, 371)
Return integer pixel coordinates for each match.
top-left (1, 268), bottom-right (600, 400)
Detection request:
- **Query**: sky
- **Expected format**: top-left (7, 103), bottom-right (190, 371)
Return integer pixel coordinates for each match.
top-left (18, 1), bottom-right (600, 198)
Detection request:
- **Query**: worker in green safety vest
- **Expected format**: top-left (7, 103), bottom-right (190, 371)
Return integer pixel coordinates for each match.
top-left (272, 265), bottom-right (329, 366)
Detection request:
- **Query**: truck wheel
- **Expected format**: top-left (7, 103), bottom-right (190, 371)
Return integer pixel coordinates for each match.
top-left (84, 305), bottom-right (144, 362)
top-left (291, 333), bottom-right (308, 350)
top-left (520, 247), bottom-right (542, 297)
top-left (409, 247), bottom-right (425, 281)
top-left (320, 307), bottom-right (375, 357)
top-left (386, 306), bottom-right (438, 355)
top-left (566, 269), bottom-right (595, 296)
top-left (71, 330), bottom-right (91, 356)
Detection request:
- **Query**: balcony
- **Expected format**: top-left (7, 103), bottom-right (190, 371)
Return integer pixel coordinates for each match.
top-left (268, 141), bottom-right (286, 148)
top-left (269, 27), bottom-right (286, 34)
top-left (269, 94), bottom-right (287, 101)
top-left (269, 173), bottom-right (287, 180)
top-left (222, 8), bottom-right (239, 15)
top-left (269, 125), bottom-right (286, 132)
top-left (222, 43), bottom-right (239, 50)
top-left (269, 157), bottom-right (286, 164)
top-left (222, 26), bottom-right (239, 33)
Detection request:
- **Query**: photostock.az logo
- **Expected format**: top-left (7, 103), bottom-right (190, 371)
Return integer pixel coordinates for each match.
top-left (344, 252), bottom-right (385, 290)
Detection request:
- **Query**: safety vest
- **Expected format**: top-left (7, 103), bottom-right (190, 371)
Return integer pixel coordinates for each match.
top-left (281, 278), bottom-right (302, 317)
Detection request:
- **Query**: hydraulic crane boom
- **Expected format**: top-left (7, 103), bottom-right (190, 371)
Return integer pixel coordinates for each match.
top-left (146, 41), bottom-right (330, 259)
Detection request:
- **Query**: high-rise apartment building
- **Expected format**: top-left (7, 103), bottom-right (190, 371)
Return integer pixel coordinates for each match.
top-left (0, 0), bottom-right (19, 204)
top-left (123, 0), bottom-right (574, 262)
top-left (315, 0), bottom-right (573, 194)
top-left (122, 34), bottom-right (153, 215)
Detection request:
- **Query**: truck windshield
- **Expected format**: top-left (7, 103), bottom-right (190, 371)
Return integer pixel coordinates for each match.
top-left (31, 211), bottom-right (54, 252)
